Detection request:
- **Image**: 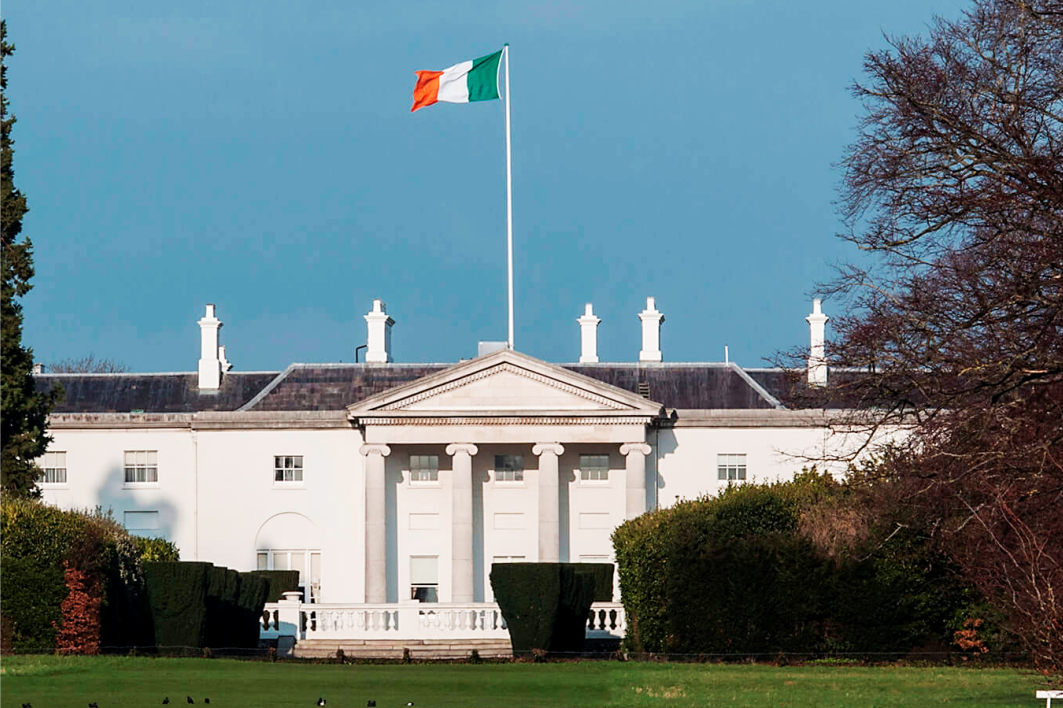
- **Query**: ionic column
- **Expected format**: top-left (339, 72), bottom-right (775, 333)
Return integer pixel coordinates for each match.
top-left (446, 443), bottom-right (478, 603)
top-left (620, 443), bottom-right (651, 520)
top-left (360, 443), bottom-right (391, 603)
top-left (532, 443), bottom-right (564, 562)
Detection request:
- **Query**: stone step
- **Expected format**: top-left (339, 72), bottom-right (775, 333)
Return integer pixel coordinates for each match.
top-left (296, 638), bottom-right (511, 648)
top-left (294, 649), bottom-right (512, 660)
top-left (292, 637), bottom-right (512, 660)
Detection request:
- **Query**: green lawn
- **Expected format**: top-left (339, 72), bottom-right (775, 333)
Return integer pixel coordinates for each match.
top-left (0, 655), bottom-right (1044, 708)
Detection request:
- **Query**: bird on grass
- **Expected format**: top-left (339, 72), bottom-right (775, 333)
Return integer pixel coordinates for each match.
top-left (317, 699), bottom-right (326, 707)
top-left (204, 700), bottom-right (210, 705)
top-left (89, 702), bottom-right (99, 708)
top-left (21, 702), bottom-right (32, 708)
top-left (187, 697), bottom-right (194, 705)
top-left (366, 702), bottom-right (375, 707)
top-left (163, 699), bottom-right (170, 705)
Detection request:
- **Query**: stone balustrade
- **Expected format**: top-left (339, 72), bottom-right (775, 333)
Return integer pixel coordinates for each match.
top-left (261, 600), bottom-right (626, 643)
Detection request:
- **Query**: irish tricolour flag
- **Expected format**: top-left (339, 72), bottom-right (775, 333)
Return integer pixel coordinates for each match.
top-left (411, 49), bottom-right (503, 113)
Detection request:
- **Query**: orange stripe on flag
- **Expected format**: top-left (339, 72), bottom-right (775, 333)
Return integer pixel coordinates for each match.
top-left (411, 70), bottom-right (444, 112)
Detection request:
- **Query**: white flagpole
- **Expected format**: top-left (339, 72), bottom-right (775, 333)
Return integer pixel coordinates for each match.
top-left (504, 44), bottom-right (514, 350)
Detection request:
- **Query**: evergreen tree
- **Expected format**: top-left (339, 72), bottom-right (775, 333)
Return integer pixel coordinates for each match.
top-left (1, 20), bottom-right (59, 498)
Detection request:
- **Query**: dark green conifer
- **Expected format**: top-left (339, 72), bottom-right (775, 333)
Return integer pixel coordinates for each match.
top-left (1, 20), bottom-right (59, 498)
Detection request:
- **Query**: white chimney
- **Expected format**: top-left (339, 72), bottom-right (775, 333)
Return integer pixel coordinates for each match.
top-left (577, 303), bottom-right (601, 363)
top-left (32, 362), bottom-right (43, 375)
top-left (806, 298), bottom-right (829, 386)
top-left (218, 345), bottom-right (233, 372)
top-left (364, 299), bottom-right (394, 364)
top-left (198, 304), bottom-right (223, 390)
top-left (638, 297), bottom-right (664, 362)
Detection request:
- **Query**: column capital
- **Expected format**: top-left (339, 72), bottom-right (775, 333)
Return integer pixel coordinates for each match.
top-left (359, 443), bottom-right (391, 457)
top-left (620, 442), bottom-right (651, 457)
top-left (445, 443), bottom-right (479, 457)
top-left (532, 443), bottom-right (565, 457)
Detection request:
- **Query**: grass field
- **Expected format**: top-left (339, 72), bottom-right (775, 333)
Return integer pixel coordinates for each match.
top-left (0, 655), bottom-right (1044, 708)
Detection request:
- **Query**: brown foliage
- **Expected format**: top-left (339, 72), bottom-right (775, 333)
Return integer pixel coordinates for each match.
top-left (778, 0), bottom-right (1063, 682)
top-left (54, 562), bottom-right (101, 655)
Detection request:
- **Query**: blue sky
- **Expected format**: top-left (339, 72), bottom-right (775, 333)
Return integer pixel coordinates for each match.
top-left (6, 0), bottom-right (966, 372)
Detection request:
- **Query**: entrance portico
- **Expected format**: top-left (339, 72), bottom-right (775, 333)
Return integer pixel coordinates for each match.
top-left (348, 349), bottom-right (664, 604)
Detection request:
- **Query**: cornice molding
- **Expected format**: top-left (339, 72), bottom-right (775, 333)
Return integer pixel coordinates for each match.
top-left (363, 416), bottom-right (655, 427)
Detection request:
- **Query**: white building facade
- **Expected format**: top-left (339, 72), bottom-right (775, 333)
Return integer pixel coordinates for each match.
top-left (35, 298), bottom-right (859, 646)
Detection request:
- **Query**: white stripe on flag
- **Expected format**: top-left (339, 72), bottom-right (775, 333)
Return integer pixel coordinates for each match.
top-left (437, 60), bottom-right (473, 103)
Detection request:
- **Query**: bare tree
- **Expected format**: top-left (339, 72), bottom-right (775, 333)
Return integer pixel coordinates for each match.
top-left (48, 354), bottom-right (129, 374)
top-left (785, 0), bottom-right (1063, 680)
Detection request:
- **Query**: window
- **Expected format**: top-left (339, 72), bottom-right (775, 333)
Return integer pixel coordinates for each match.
top-left (409, 454), bottom-right (439, 484)
top-left (124, 450), bottom-right (158, 484)
top-left (410, 556), bottom-right (438, 603)
top-left (274, 455), bottom-right (303, 483)
top-left (717, 453), bottom-right (747, 482)
top-left (579, 454), bottom-right (610, 482)
top-left (494, 455), bottom-right (524, 483)
top-left (492, 555), bottom-right (526, 565)
top-left (257, 549), bottom-right (322, 602)
top-left (39, 451), bottom-right (67, 485)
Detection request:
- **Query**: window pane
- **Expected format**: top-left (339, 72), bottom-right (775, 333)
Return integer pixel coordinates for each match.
top-left (290, 552), bottom-right (306, 580)
top-left (310, 552), bottom-right (321, 582)
top-left (257, 552), bottom-right (269, 570)
top-left (495, 455), bottom-right (523, 471)
top-left (274, 553), bottom-right (289, 571)
top-left (411, 586), bottom-right (438, 603)
top-left (125, 451), bottom-right (135, 466)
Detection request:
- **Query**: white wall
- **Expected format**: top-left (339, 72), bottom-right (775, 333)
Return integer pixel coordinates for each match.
top-left (39, 417), bottom-right (891, 606)
top-left (41, 428), bottom-right (197, 554)
top-left (195, 428), bottom-right (365, 603)
top-left (656, 424), bottom-right (880, 506)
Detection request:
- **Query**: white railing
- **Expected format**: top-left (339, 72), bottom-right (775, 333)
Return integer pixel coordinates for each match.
top-left (586, 602), bottom-right (626, 639)
top-left (262, 595), bottom-right (626, 642)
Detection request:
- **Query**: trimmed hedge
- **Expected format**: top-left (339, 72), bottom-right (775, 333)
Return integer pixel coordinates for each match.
top-left (251, 570), bottom-right (301, 602)
top-left (573, 563), bottom-right (614, 603)
top-left (205, 566), bottom-right (241, 648)
top-left (613, 471), bottom-right (977, 655)
top-left (143, 562), bottom-right (212, 648)
top-left (489, 563), bottom-right (596, 654)
top-left (144, 562), bottom-right (272, 649)
top-left (234, 573), bottom-right (271, 649)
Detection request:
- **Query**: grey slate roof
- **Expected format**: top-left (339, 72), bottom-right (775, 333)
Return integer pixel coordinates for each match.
top-left (34, 361), bottom-right (791, 414)
top-left (35, 372), bottom-right (280, 413)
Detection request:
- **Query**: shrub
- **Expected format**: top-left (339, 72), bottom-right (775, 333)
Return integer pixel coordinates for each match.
top-left (1, 499), bottom-right (147, 653)
top-left (234, 572), bottom-right (270, 649)
top-left (573, 563), bottom-right (614, 602)
top-left (0, 554), bottom-right (67, 651)
top-left (205, 566), bottom-right (241, 648)
top-left (490, 563), bottom-right (596, 654)
top-left (613, 472), bottom-right (980, 655)
top-left (55, 563), bottom-right (102, 655)
top-left (143, 561), bottom-right (212, 649)
top-left (134, 536), bottom-right (179, 562)
top-left (250, 570), bottom-right (301, 602)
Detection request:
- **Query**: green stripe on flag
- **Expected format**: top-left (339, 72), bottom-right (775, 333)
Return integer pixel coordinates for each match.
top-left (467, 49), bottom-right (502, 102)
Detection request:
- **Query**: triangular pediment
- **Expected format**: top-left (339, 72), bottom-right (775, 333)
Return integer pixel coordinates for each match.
top-left (347, 350), bottom-right (663, 420)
